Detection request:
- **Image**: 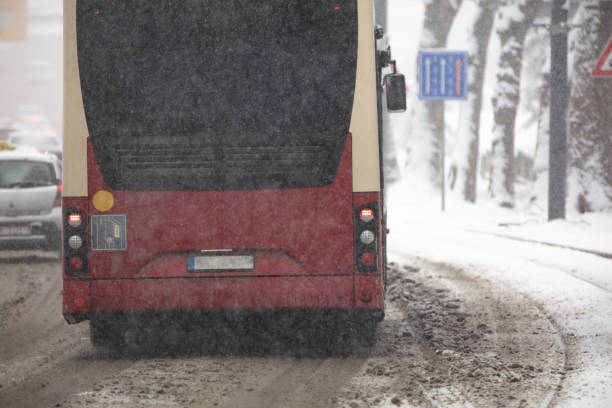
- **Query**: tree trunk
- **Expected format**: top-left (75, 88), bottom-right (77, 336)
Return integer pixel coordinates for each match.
top-left (488, 0), bottom-right (541, 208)
top-left (530, 48), bottom-right (550, 211)
top-left (567, 0), bottom-right (612, 212)
top-left (405, 0), bottom-right (462, 190)
top-left (449, 0), bottom-right (495, 202)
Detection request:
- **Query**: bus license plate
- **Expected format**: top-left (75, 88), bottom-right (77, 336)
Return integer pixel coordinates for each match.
top-left (188, 255), bottom-right (254, 272)
top-left (0, 225), bottom-right (31, 236)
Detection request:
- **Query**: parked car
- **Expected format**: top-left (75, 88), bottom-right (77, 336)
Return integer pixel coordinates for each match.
top-left (15, 104), bottom-right (52, 131)
top-left (0, 118), bottom-right (15, 141)
top-left (0, 144), bottom-right (62, 252)
top-left (8, 130), bottom-right (62, 160)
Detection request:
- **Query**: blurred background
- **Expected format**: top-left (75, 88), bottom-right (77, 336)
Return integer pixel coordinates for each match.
top-left (0, 0), bottom-right (61, 142)
top-left (2, 0), bottom-right (611, 217)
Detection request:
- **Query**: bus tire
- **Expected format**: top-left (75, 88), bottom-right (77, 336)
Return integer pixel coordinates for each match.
top-left (90, 318), bottom-right (121, 347)
top-left (357, 321), bottom-right (377, 347)
top-left (90, 320), bottom-right (106, 346)
top-left (350, 312), bottom-right (378, 347)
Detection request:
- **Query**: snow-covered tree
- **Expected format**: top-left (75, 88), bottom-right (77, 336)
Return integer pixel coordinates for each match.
top-left (448, 0), bottom-right (495, 202)
top-left (530, 43), bottom-right (550, 211)
top-left (488, 0), bottom-right (541, 208)
top-left (567, 0), bottom-right (612, 212)
top-left (405, 0), bottom-right (462, 191)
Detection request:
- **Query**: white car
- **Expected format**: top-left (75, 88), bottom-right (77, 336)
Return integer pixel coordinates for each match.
top-left (0, 145), bottom-right (62, 251)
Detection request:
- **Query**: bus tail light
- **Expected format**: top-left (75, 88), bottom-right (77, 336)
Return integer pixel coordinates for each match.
top-left (53, 185), bottom-right (62, 207)
top-left (360, 252), bottom-right (375, 267)
top-left (68, 213), bottom-right (82, 227)
top-left (360, 230), bottom-right (375, 245)
top-left (69, 257), bottom-right (84, 272)
top-left (63, 207), bottom-right (88, 276)
top-left (68, 235), bottom-right (83, 249)
top-left (355, 202), bottom-right (379, 273)
top-left (359, 208), bottom-right (374, 222)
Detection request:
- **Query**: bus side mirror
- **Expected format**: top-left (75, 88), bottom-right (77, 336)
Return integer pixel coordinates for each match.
top-left (384, 73), bottom-right (406, 113)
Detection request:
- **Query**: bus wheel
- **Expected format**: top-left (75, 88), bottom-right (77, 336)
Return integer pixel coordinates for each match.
top-left (357, 321), bottom-right (377, 347)
top-left (90, 318), bottom-right (122, 347)
top-left (350, 313), bottom-right (378, 347)
top-left (90, 319), bottom-right (108, 346)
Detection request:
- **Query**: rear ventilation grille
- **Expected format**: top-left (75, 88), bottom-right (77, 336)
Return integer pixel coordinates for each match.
top-left (95, 139), bottom-right (346, 190)
top-left (114, 144), bottom-right (325, 174)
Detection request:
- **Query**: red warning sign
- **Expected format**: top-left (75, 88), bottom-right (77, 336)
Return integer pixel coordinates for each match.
top-left (592, 38), bottom-right (612, 77)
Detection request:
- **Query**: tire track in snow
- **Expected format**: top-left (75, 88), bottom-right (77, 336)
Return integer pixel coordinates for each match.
top-left (464, 229), bottom-right (612, 295)
top-left (421, 260), bottom-right (565, 408)
top-left (465, 229), bottom-right (612, 261)
top-left (337, 258), bottom-right (566, 407)
top-left (222, 357), bottom-right (366, 408)
top-left (390, 227), bottom-right (612, 406)
top-left (0, 255), bottom-right (135, 408)
top-left (532, 303), bottom-right (567, 408)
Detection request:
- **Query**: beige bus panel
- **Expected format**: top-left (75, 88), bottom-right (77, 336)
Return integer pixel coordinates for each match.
top-left (63, 0), bottom-right (88, 197)
top-left (350, 0), bottom-right (380, 193)
top-left (0, 0), bottom-right (26, 41)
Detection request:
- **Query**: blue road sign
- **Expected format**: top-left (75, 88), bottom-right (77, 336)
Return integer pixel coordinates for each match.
top-left (418, 50), bottom-right (468, 100)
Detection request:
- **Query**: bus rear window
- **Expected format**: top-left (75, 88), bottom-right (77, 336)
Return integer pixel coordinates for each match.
top-left (77, 0), bottom-right (358, 191)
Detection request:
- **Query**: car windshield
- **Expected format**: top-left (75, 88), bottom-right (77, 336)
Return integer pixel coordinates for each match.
top-left (10, 134), bottom-right (59, 150)
top-left (0, 160), bottom-right (56, 188)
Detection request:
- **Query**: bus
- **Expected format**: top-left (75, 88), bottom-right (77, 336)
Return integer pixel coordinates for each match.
top-left (62, 0), bottom-right (405, 345)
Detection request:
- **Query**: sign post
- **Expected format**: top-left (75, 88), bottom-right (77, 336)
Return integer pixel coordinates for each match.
top-left (418, 50), bottom-right (468, 211)
top-left (548, 0), bottom-right (569, 221)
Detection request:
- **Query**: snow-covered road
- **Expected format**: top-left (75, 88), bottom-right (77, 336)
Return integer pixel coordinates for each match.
top-left (1, 183), bottom-right (610, 407)
top-left (388, 184), bottom-right (612, 407)
top-left (0, 254), bottom-right (573, 408)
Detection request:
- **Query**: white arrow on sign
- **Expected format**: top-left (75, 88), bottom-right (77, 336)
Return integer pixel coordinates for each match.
top-left (425, 58), bottom-right (431, 94)
top-left (592, 37), bottom-right (612, 77)
top-left (440, 59), bottom-right (446, 94)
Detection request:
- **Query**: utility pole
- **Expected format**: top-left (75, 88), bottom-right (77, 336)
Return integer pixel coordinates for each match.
top-left (374, 0), bottom-right (387, 27)
top-left (548, 0), bottom-right (569, 221)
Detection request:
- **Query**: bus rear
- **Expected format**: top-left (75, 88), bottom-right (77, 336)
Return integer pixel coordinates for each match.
top-left (62, 0), bottom-right (387, 338)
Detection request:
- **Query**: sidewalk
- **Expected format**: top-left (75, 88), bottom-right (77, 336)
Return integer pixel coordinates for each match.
top-left (386, 180), bottom-right (612, 259)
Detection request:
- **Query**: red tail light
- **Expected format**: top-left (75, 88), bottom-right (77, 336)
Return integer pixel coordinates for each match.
top-left (360, 208), bottom-right (374, 222)
top-left (69, 257), bottom-right (84, 271)
top-left (360, 252), bottom-right (375, 266)
top-left (63, 207), bottom-right (88, 276)
top-left (354, 199), bottom-right (379, 273)
top-left (53, 184), bottom-right (62, 207)
top-left (68, 213), bottom-right (82, 227)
